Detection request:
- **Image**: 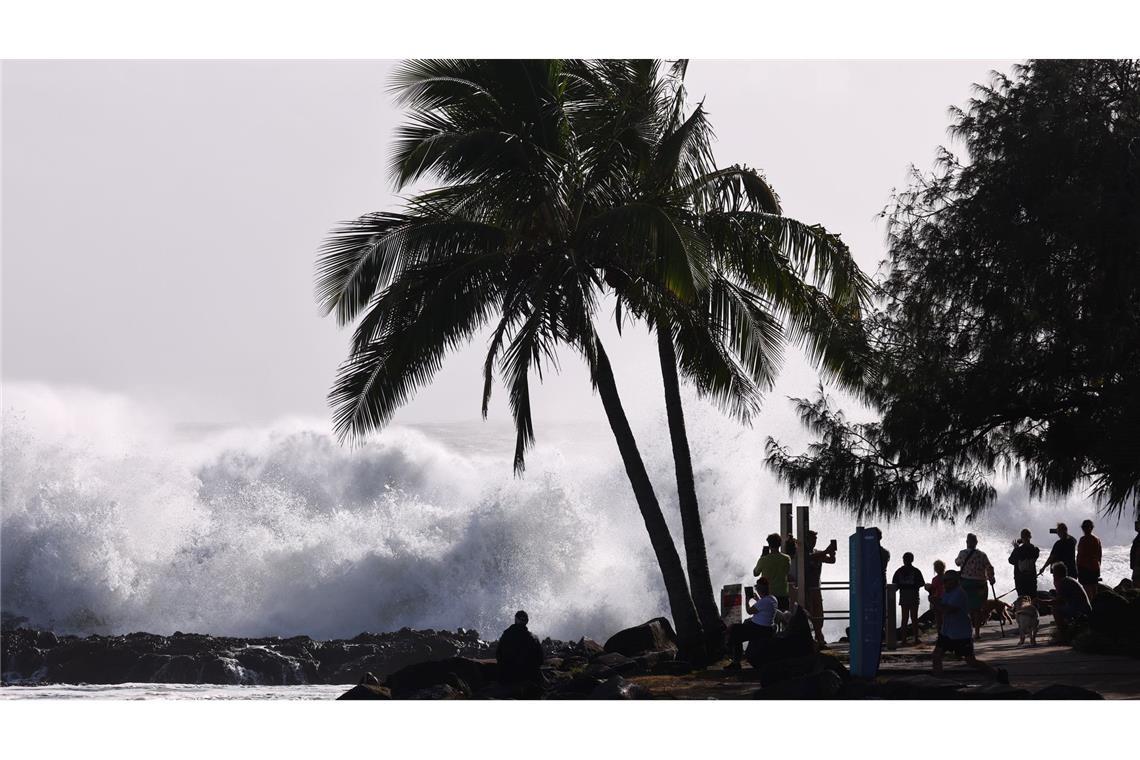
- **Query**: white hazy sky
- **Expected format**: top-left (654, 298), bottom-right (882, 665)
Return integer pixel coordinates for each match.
top-left (2, 60), bottom-right (1015, 427)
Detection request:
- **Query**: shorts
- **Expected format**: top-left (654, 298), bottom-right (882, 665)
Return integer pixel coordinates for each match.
top-left (960, 578), bottom-right (988, 611)
top-left (935, 634), bottom-right (974, 657)
top-left (1077, 567), bottom-right (1100, 586)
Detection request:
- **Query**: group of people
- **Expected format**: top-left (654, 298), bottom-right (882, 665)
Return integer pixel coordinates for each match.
top-left (730, 518), bottom-right (1140, 673)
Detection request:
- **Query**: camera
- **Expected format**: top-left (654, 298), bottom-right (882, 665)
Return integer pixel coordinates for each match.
top-left (1049, 528), bottom-right (1059, 534)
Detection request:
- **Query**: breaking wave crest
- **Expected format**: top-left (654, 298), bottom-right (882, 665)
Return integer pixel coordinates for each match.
top-left (2, 384), bottom-right (1133, 641)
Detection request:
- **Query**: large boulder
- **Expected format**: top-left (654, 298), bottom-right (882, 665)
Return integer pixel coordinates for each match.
top-left (603, 618), bottom-right (678, 657)
top-left (1090, 588), bottom-right (1131, 636)
top-left (752, 670), bottom-right (842, 699)
top-left (337, 683), bottom-right (392, 700)
top-left (383, 657), bottom-right (492, 698)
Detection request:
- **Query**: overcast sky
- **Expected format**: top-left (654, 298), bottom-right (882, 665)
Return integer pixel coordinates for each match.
top-left (2, 60), bottom-right (1015, 428)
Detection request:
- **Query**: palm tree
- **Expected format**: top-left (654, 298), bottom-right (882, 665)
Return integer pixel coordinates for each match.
top-left (571, 61), bottom-right (871, 656)
top-left (314, 60), bottom-right (708, 661)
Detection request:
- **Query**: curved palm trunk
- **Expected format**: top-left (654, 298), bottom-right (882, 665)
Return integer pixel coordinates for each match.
top-left (656, 328), bottom-right (727, 659)
top-left (592, 339), bottom-right (707, 665)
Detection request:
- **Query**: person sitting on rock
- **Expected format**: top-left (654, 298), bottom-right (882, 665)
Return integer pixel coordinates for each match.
top-left (931, 570), bottom-right (1007, 684)
top-left (496, 610), bottom-right (544, 689)
top-left (1050, 563), bottom-right (1092, 640)
top-left (725, 577), bottom-right (792, 670)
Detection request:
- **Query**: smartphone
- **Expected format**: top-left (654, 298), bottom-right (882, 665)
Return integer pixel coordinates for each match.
top-left (829, 538), bottom-right (838, 551)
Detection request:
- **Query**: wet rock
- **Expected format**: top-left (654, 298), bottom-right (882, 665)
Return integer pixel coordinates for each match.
top-left (582, 663), bottom-right (615, 680)
top-left (407, 683), bottom-right (465, 700)
top-left (545, 673), bottom-right (605, 699)
top-left (650, 659), bottom-right (693, 676)
top-left (35, 631), bottom-right (59, 648)
top-left (604, 618), bottom-right (679, 657)
top-left (1031, 683), bottom-right (1104, 699)
top-left (384, 657), bottom-right (493, 698)
top-left (752, 670), bottom-right (842, 699)
top-left (591, 652), bottom-right (640, 674)
top-left (578, 638), bottom-right (605, 658)
top-left (589, 675), bottom-right (652, 700)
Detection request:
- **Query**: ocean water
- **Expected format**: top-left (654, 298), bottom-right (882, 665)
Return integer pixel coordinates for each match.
top-left (0, 683), bottom-right (347, 700)
top-left (2, 382), bottom-right (1134, 654)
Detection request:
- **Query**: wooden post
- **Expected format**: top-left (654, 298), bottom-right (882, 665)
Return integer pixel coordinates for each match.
top-left (885, 583), bottom-right (897, 650)
top-left (795, 505), bottom-right (810, 609)
top-left (779, 503), bottom-right (792, 550)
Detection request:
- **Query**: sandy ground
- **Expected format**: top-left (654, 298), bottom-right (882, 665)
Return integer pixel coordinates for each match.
top-left (630, 617), bottom-right (1140, 699)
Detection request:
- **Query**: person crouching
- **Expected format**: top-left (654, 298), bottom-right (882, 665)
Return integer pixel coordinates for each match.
top-left (932, 570), bottom-right (1007, 683)
top-left (725, 578), bottom-right (789, 670)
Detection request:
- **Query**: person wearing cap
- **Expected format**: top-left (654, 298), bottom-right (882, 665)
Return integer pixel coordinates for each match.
top-left (496, 610), bottom-right (544, 691)
top-left (931, 570), bottom-right (1007, 683)
top-left (1076, 519), bottom-right (1102, 600)
top-left (1039, 523), bottom-right (1077, 579)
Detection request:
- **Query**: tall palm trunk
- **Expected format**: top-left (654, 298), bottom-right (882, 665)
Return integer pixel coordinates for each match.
top-left (592, 338), bottom-right (707, 665)
top-left (656, 328), bottom-right (727, 659)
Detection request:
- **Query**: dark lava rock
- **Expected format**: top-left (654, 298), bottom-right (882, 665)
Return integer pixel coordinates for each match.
top-left (546, 673), bottom-right (605, 700)
top-left (590, 652), bottom-right (640, 674)
top-left (582, 663), bottom-right (616, 680)
top-left (578, 638), bottom-right (605, 658)
top-left (1090, 588), bottom-right (1132, 636)
top-left (407, 683), bottom-right (466, 700)
top-left (35, 631), bottom-right (59, 648)
top-left (753, 670), bottom-right (842, 699)
top-left (758, 654), bottom-right (821, 686)
top-left (589, 675), bottom-right (652, 700)
top-left (337, 683), bottom-right (392, 700)
top-left (1031, 683), bottom-right (1104, 700)
top-left (604, 617), bottom-right (679, 657)
top-left (384, 657), bottom-right (493, 698)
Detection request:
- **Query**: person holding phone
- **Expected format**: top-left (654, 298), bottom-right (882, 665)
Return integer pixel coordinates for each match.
top-left (803, 531), bottom-right (837, 648)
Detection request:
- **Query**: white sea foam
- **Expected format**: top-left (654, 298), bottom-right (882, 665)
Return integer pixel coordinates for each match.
top-left (2, 383), bottom-right (1134, 643)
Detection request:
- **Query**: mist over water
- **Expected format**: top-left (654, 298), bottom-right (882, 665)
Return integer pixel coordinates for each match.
top-left (3, 384), bottom-right (1133, 643)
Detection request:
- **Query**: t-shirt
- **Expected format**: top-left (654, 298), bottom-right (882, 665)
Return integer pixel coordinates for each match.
top-left (1009, 542), bottom-right (1040, 576)
top-left (1077, 535), bottom-right (1102, 571)
top-left (1046, 535), bottom-right (1078, 576)
top-left (747, 594), bottom-right (779, 627)
top-left (892, 565), bottom-right (926, 606)
top-left (929, 574), bottom-right (945, 601)
top-left (753, 552), bottom-right (791, 597)
top-left (956, 549), bottom-right (992, 581)
top-left (1054, 576), bottom-right (1092, 617)
top-left (939, 585), bottom-right (973, 640)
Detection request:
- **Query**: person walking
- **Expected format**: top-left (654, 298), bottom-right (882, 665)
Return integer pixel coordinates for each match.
top-left (1076, 519), bottom-right (1102, 600)
top-left (1008, 529), bottom-right (1040, 599)
top-left (891, 552), bottom-right (926, 645)
top-left (955, 533), bottom-right (994, 640)
top-left (1039, 523), bottom-right (1077, 579)
top-left (753, 533), bottom-right (792, 611)
top-left (931, 570), bottom-right (1007, 683)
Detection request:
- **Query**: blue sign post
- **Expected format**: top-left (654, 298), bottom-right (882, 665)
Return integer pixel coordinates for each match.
top-left (848, 527), bottom-right (884, 678)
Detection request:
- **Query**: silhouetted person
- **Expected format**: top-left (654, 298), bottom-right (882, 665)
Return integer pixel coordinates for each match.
top-left (804, 530), bottom-right (837, 647)
top-left (1076, 519), bottom-right (1102, 600)
top-left (1050, 563), bottom-right (1091, 641)
top-left (931, 570), bottom-right (1006, 683)
top-left (955, 533), bottom-right (994, 640)
top-left (1009, 528), bottom-right (1040, 599)
top-left (754, 533), bottom-right (791, 610)
top-left (496, 610), bottom-right (544, 690)
top-left (926, 559), bottom-right (946, 632)
top-left (1132, 520), bottom-right (1140, 584)
top-left (892, 552), bottom-right (925, 645)
top-left (725, 577), bottom-right (790, 670)
top-left (1040, 522), bottom-right (1077, 579)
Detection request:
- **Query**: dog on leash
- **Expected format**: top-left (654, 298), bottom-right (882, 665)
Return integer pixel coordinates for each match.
top-left (1013, 596), bottom-right (1040, 646)
top-left (979, 598), bottom-right (1016, 629)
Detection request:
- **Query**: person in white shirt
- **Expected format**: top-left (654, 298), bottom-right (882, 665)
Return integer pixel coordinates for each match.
top-left (725, 577), bottom-right (792, 670)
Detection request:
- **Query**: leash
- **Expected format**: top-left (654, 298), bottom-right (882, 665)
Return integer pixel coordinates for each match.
top-left (990, 580), bottom-right (1006, 636)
